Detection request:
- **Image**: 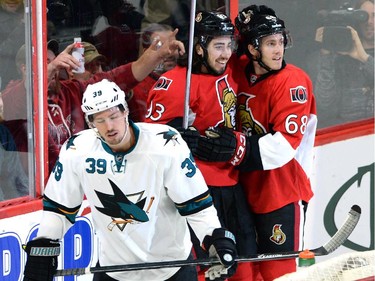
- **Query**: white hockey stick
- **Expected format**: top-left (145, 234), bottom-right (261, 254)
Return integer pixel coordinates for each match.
top-left (182, 0), bottom-right (197, 129)
top-left (55, 205), bottom-right (361, 276)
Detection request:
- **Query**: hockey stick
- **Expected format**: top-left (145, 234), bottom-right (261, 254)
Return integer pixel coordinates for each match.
top-left (55, 204), bottom-right (361, 276)
top-left (182, 0), bottom-right (197, 129)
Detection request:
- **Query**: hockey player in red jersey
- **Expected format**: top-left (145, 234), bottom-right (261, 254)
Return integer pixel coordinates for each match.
top-left (145, 10), bottom-right (256, 281)
top-left (192, 5), bottom-right (317, 280)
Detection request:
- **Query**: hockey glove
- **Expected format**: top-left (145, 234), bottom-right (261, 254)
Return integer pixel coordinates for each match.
top-left (177, 126), bottom-right (201, 154)
top-left (203, 228), bottom-right (238, 281)
top-left (194, 127), bottom-right (247, 166)
top-left (23, 238), bottom-right (60, 281)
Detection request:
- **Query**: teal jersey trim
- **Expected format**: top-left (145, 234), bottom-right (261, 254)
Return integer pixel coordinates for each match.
top-left (175, 190), bottom-right (213, 216)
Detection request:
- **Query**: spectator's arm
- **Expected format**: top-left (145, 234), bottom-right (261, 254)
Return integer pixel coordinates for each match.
top-left (47, 43), bottom-right (79, 83)
top-left (131, 29), bottom-right (185, 81)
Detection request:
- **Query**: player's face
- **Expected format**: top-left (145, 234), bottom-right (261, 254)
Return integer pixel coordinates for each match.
top-left (253, 33), bottom-right (285, 74)
top-left (74, 59), bottom-right (104, 81)
top-left (205, 36), bottom-right (233, 75)
top-left (150, 31), bottom-right (178, 73)
top-left (92, 107), bottom-right (130, 149)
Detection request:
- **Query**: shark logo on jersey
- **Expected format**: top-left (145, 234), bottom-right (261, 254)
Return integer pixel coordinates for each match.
top-left (157, 129), bottom-right (179, 146)
top-left (95, 179), bottom-right (150, 231)
top-left (66, 135), bottom-right (79, 149)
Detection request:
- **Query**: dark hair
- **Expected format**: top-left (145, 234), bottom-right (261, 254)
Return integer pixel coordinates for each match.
top-left (178, 10), bottom-right (235, 74)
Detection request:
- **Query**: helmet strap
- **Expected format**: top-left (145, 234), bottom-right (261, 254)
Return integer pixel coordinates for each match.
top-left (252, 45), bottom-right (272, 73)
top-left (256, 54), bottom-right (272, 72)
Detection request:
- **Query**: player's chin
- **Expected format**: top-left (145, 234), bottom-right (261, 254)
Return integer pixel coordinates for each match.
top-left (214, 67), bottom-right (226, 75)
top-left (270, 61), bottom-right (283, 70)
top-left (106, 138), bottom-right (122, 146)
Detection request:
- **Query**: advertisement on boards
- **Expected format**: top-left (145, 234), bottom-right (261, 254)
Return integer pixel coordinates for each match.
top-left (305, 134), bottom-right (374, 261)
top-left (0, 134), bottom-right (374, 280)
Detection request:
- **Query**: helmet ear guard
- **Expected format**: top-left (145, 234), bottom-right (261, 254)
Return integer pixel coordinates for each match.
top-left (85, 114), bottom-right (95, 129)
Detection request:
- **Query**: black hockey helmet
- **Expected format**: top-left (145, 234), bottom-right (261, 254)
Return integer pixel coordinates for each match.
top-left (235, 4), bottom-right (291, 49)
top-left (195, 11), bottom-right (235, 47)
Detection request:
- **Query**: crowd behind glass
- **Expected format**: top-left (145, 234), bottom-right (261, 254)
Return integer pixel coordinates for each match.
top-left (0, 0), bottom-right (373, 201)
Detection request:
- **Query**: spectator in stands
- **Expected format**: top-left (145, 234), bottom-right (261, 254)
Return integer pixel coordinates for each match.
top-left (127, 23), bottom-right (178, 122)
top-left (313, 0), bottom-right (374, 128)
top-left (70, 42), bottom-right (107, 81)
top-left (1, 40), bottom-right (67, 173)
top-left (0, 90), bottom-right (28, 201)
top-left (46, 31), bottom-right (184, 171)
top-left (2, 44), bottom-right (28, 121)
top-left (2, 32), bottom-right (184, 174)
top-left (0, 0), bottom-right (25, 90)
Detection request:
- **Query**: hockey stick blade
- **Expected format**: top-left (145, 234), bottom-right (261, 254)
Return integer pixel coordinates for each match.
top-left (55, 204), bottom-right (361, 276)
top-left (311, 204), bottom-right (361, 255)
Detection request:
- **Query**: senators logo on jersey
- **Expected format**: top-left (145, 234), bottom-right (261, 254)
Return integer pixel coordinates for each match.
top-left (269, 224), bottom-right (286, 245)
top-left (154, 77), bottom-right (173, 91)
top-left (290, 86), bottom-right (308, 104)
top-left (216, 75), bottom-right (237, 129)
top-left (237, 92), bottom-right (266, 136)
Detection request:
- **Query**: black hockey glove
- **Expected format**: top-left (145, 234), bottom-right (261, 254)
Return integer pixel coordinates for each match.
top-left (203, 228), bottom-right (238, 281)
top-left (194, 127), bottom-right (247, 166)
top-left (23, 238), bottom-right (60, 281)
top-left (177, 126), bottom-right (201, 153)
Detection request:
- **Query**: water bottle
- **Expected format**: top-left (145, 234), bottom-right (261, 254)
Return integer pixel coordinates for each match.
top-left (72, 37), bottom-right (85, 73)
top-left (298, 249), bottom-right (315, 267)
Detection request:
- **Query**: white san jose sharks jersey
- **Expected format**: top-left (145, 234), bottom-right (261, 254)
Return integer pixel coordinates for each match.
top-left (37, 122), bottom-right (221, 281)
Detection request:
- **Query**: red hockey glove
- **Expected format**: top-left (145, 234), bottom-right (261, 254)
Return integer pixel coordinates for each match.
top-left (194, 126), bottom-right (247, 166)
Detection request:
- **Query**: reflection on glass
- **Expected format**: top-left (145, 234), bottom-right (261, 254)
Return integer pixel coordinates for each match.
top-left (0, 0), bottom-right (31, 202)
top-left (240, 0), bottom-right (374, 129)
top-left (45, 0), bottom-right (225, 172)
top-left (313, 0), bottom-right (374, 128)
top-left (0, 92), bottom-right (28, 201)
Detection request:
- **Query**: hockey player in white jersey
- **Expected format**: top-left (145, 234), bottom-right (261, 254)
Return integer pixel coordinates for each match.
top-left (23, 79), bottom-right (237, 281)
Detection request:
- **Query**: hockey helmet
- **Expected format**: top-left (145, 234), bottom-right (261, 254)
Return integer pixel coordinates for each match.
top-left (195, 11), bottom-right (235, 47)
top-left (81, 79), bottom-right (128, 118)
top-left (235, 5), bottom-right (291, 49)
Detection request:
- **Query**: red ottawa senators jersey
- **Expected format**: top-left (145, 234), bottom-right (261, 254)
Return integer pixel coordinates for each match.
top-left (235, 62), bottom-right (317, 214)
top-left (145, 61), bottom-right (239, 187)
